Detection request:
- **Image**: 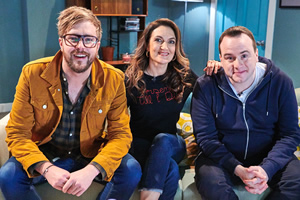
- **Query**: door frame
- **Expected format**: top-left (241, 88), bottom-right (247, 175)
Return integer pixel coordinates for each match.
top-left (208, 0), bottom-right (277, 60)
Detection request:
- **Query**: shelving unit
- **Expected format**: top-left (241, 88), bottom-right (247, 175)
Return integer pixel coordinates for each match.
top-left (65, 0), bottom-right (148, 65)
top-left (109, 17), bottom-right (144, 59)
top-left (91, 0), bottom-right (148, 60)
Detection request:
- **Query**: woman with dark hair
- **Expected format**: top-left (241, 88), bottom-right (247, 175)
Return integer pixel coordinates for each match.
top-left (125, 18), bottom-right (198, 200)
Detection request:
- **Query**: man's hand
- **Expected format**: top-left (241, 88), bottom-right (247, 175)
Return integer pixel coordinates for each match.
top-left (244, 166), bottom-right (269, 194)
top-left (234, 165), bottom-right (269, 194)
top-left (204, 60), bottom-right (222, 75)
top-left (36, 162), bottom-right (71, 191)
top-left (62, 164), bottom-right (100, 197)
top-left (234, 165), bottom-right (255, 181)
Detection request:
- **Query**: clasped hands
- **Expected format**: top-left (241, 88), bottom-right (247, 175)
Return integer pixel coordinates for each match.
top-left (234, 165), bottom-right (269, 195)
top-left (38, 162), bottom-right (99, 197)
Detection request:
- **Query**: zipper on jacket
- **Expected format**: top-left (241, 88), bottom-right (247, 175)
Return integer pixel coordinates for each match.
top-left (242, 102), bottom-right (249, 160)
top-left (219, 86), bottom-right (250, 159)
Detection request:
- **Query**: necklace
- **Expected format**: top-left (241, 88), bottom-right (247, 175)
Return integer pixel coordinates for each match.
top-left (145, 69), bottom-right (157, 82)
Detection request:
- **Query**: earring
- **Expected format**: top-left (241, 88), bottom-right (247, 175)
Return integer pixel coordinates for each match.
top-left (146, 51), bottom-right (149, 57)
top-left (172, 55), bottom-right (176, 61)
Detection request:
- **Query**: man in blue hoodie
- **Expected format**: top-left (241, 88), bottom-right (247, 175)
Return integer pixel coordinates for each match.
top-left (191, 26), bottom-right (300, 199)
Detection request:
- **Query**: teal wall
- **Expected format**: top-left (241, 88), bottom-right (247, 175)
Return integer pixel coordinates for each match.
top-left (106, 0), bottom-right (211, 75)
top-left (168, 0), bottom-right (211, 76)
top-left (0, 0), bottom-right (65, 103)
top-left (0, 0), bottom-right (28, 104)
top-left (3, 1), bottom-right (299, 104)
top-left (0, 0), bottom-right (211, 103)
top-left (272, 3), bottom-right (300, 88)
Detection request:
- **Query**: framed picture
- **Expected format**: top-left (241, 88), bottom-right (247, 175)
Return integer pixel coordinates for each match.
top-left (280, 0), bottom-right (300, 8)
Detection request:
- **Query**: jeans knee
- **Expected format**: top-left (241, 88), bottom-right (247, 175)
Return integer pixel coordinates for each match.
top-left (120, 154), bottom-right (142, 185)
top-left (0, 162), bottom-right (16, 185)
top-left (152, 133), bottom-right (174, 149)
top-left (153, 133), bottom-right (169, 143)
top-left (128, 158), bottom-right (142, 184)
top-left (0, 162), bottom-right (29, 193)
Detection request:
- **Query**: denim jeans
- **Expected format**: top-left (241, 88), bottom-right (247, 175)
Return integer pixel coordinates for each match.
top-left (0, 153), bottom-right (141, 200)
top-left (130, 133), bottom-right (186, 200)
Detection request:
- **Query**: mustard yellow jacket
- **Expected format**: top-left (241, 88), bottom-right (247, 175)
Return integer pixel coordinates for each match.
top-left (5, 51), bottom-right (132, 181)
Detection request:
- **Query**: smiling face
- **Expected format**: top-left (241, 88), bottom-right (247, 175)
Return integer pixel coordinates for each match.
top-left (59, 20), bottom-right (100, 74)
top-left (219, 33), bottom-right (259, 92)
top-left (147, 25), bottom-right (176, 68)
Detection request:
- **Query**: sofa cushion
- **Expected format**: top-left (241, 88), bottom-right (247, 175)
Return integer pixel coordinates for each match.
top-left (295, 88), bottom-right (300, 106)
top-left (0, 113), bottom-right (10, 166)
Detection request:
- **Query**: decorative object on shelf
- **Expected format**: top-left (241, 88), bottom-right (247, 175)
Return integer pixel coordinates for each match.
top-left (101, 46), bottom-right (115, 61)
top-left (122, 53), bottom-right (131, 63)
top-left (120, 18), bottom-right (140, 30)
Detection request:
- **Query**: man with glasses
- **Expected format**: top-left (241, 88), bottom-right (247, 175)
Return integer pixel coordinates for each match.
top-left (0, 6), bottom-right (141, 200)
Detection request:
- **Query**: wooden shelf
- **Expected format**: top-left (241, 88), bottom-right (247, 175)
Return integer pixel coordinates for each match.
top-left (66, 0), bottom-right (148, 16)
top-left (105, 60), bottom-right (129, 66)
top-left (91, 0), bottom-right (148, 16)
top-left (105, 60), bottom-right (130, 72)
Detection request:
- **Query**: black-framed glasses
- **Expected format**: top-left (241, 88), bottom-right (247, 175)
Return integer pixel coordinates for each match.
top-left (62, 34), bottom-right (99, 48)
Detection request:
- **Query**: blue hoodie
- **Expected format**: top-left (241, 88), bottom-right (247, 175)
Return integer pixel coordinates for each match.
top-left (191, 57), bottom-right (300, 180)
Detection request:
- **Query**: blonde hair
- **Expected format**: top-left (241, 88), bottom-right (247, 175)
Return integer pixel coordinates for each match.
top-left (57, 6), bottom-right (102, 40)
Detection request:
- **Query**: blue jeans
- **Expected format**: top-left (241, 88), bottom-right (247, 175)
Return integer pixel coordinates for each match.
top-left (0, 153), bottom-right (141, 200)
top-left (130, 133), bottom-right (186, 200)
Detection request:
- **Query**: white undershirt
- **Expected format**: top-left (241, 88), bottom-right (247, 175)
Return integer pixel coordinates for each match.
top-left (227, 62), bottom-right (266, 103)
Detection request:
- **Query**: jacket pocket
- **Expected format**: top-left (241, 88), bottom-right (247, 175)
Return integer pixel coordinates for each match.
top-left (86, 102), bottom-right (111, 137)
top-left (30, 97), bottom-right (57, 135)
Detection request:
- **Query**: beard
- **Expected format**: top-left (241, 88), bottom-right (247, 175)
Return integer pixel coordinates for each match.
top-left (64, 50), bottom-right (95, 73)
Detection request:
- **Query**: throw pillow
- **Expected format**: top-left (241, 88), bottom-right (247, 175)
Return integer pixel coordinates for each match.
top-left (177, 112), bottom-right (198, 166)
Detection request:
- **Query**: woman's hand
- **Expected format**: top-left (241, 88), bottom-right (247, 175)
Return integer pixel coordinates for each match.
top-left (204, 60), bottom-right (222, 75)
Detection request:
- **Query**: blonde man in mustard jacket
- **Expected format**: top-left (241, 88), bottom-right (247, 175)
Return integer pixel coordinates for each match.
top-left (0, 6), bottom-right (141, 200)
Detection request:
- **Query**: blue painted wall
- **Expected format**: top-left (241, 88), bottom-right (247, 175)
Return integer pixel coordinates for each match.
top-left (0, 0), bottom-right (211, 103)
top-left (0, 0), bottom-right (29, 104)
top-left (108, 0), bottom-right (211, 75)
top-left (0, 0), bottom-right (65, 103)
top-left (272, 4), bottom-right (300, 88)
top-left (169, 0), bottom-right (211, 75)
top-left (3, 1), bottom-right (298, 104)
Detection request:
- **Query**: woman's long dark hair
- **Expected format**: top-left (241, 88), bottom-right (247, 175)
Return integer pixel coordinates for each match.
top-left (125, 18), bottom-right (191, 103)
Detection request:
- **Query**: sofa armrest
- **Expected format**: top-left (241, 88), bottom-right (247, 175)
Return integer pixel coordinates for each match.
top-left (0, 113), bottom-right (10, 167)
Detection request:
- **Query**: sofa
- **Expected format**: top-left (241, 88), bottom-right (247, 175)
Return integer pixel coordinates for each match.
top-left (1, 88), bottom-right (300, 200)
